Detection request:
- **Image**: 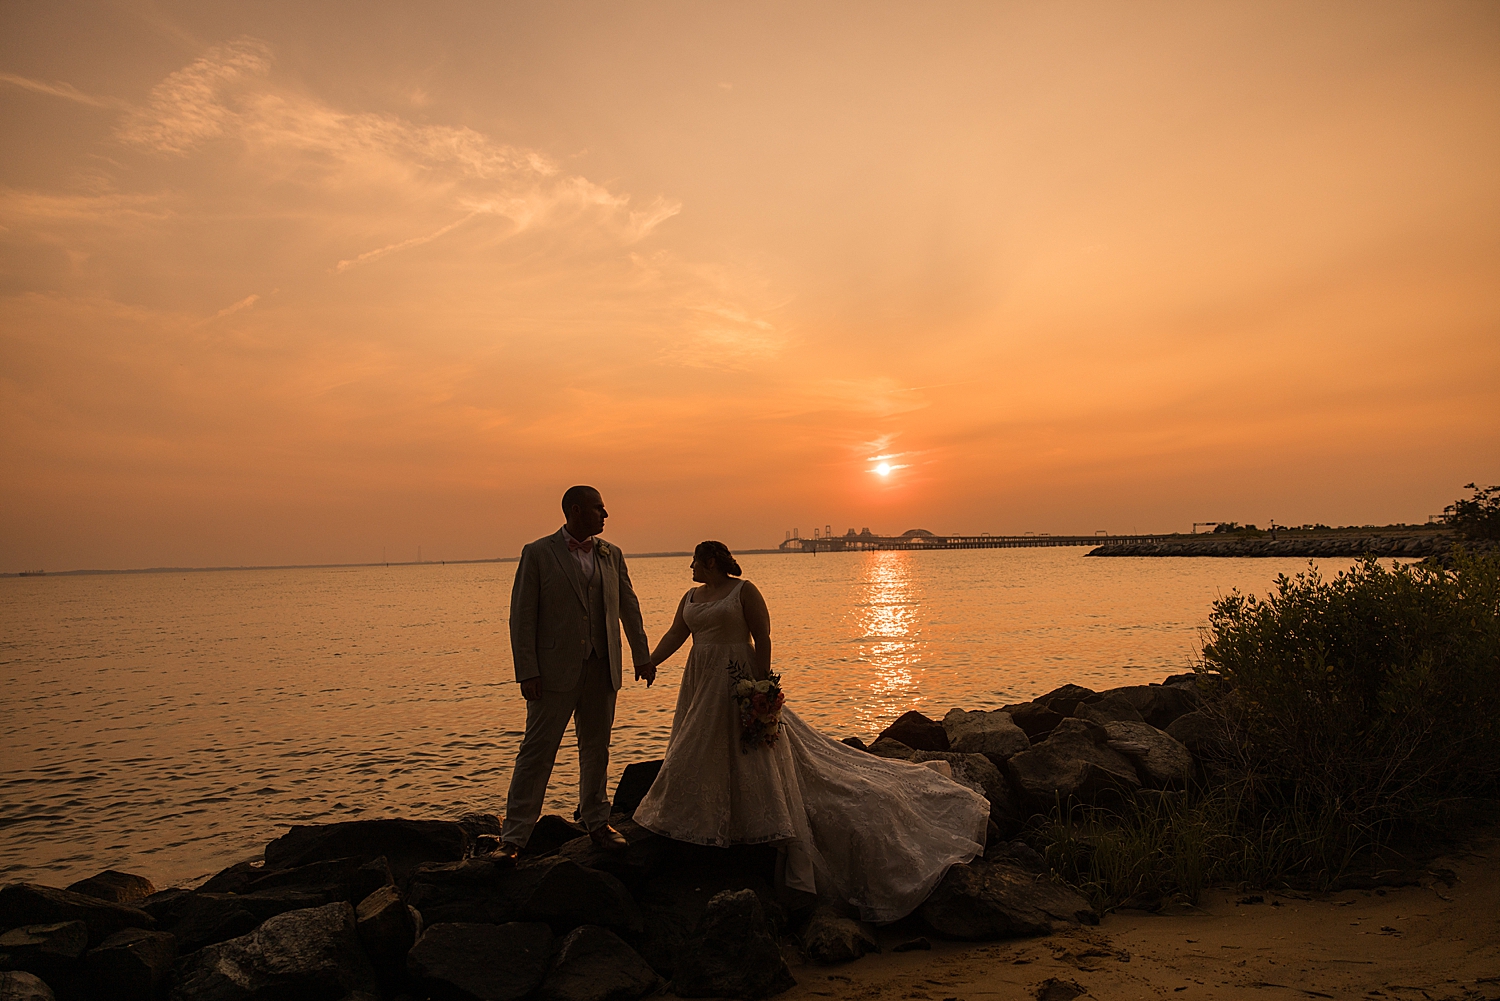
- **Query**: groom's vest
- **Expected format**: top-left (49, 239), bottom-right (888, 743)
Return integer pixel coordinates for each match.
top-left (585, 557), bottom-right (609, 661)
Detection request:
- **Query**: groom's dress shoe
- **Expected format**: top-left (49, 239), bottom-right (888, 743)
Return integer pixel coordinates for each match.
top-left (481, 840), bottom-right (521, 865)
top-left (589, 825), bottom-right (629, 852)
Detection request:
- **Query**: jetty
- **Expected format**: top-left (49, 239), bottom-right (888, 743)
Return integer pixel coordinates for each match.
top-left (779, 528), bottom-right (1169, 553)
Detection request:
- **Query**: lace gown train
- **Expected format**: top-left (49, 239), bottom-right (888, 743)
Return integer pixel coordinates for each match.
top-left (632, 580), bottom-right (989, 923)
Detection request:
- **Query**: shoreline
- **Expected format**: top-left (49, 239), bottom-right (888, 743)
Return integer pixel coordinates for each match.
top-left (1089, 530), bottom-right (1454, 558)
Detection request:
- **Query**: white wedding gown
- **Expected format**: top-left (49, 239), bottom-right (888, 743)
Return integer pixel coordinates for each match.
top-left (632, 579), bottom-right (989, 923)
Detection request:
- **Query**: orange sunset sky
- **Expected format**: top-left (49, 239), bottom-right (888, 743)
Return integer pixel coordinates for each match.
top-left (2, 2), bottom-right (1498, 570)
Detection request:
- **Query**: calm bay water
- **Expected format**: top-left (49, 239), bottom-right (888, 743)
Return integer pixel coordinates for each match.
top-left (1, 548), bottom-right (1354, 888)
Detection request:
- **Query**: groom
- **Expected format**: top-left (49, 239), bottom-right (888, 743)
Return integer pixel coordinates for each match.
top-left (496, 485), bottom-right (653, 859)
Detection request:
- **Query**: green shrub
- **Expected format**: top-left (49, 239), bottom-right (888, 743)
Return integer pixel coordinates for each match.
top-left (1032, 550), bottom-right (1500, 904)
top-left (1202, 549), bottom-right (1500, 844)
top-left (1444, 482), bottom-right (1500, 541)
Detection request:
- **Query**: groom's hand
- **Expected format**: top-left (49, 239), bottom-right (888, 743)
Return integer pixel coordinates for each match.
top-left (519, 678), bottom-right (542, 701)
top-left (635, 661), bottom-right (657, 687)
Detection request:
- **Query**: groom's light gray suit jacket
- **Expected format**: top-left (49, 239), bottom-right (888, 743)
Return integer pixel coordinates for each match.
top-left (510, 529), bottom-right (650, 692)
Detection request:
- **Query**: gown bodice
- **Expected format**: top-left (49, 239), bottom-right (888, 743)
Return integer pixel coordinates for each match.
top-left (682, 580), bottom-right (751, 646)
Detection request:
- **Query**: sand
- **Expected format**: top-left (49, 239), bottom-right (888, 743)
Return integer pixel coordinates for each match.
top-left (777, 826), bottom-right (1500, 1001)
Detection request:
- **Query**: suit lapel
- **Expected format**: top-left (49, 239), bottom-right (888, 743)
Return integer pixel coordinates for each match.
top-left (550, 530), bottom-right (588, 608)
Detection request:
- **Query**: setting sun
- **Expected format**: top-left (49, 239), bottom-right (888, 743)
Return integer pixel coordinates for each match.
top-left (875, 464), bottom-right (892, 477)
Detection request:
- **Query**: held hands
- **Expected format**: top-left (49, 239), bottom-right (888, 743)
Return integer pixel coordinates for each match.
top-left (635, 659), bottom-right (658, 687)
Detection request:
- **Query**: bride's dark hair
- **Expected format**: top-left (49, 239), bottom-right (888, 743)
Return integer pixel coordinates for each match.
top-left (695, 540), bottom-right (742, 577)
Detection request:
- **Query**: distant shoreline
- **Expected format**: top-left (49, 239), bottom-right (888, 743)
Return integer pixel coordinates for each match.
top-left (0, 549), bottom-right (791, 579)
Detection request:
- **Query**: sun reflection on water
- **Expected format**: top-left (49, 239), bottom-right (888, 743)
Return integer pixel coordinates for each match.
top-left (850, 551), bottom-right (926, 733)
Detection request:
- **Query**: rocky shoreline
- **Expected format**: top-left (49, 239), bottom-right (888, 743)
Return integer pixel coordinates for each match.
top-left (1089, 531), bottom-right (1453, 558)
top-left (0, 673), bottom-right (1227, 1001)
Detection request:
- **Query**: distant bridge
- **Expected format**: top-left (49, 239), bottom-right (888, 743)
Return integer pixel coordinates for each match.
top-left (778, 530), bottom-right (1172, 553)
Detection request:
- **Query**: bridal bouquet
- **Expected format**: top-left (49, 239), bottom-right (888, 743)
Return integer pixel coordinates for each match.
top-left (728, 662), bottom-right (785, 753)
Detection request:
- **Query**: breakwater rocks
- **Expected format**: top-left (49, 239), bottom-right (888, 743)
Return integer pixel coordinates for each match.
top-left (0, 674), bottom-right (1219, 1001)
top-left (1090, 532), bottom-right (1451, 558)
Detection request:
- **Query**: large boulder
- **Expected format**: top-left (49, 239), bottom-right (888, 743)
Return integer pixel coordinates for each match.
top-left (0, 972), bottom-right (55, 1001)
top-left (405, 858), bottom-right (519, 926)
top-left (1103, 721), bottom-right (1195, 789)
top-left (354, 885), bottom-right (417, 985)
top-left (942, 709), bottom-right (1030, 759)
top-left (242, 856), bottom-right (393, 904)
top-left (0, 885), bottom-right (154, 948)
top-left (156, 894), bottom-right (259, 954)
top-left (534, 925), bottom-right (661, 1001)
top-left (169, 902), bottom-right (377, 1001)
top-left (672, 889), bottom-right (794, 998)
top-left (628, 849), bottom-right (781, 981)
top-left (1071, 694), bottom-right (1144, 725)
top-left (874, 711), bottom-right (949, 752)
top-left (525, 815), bottom-right (588, 857)
top-left (519, 858), bottom-right (644, 936)
top-left (1166, 710), bottom-right (1226, 758)
top-left (1097, 684), bottom-right (1199, 729)
top-left (85, 929), bottom-right (175, 1001)
top-left (555, 818), bottom-right (661, 892)
top-left (611, 761), bottom-right (663, 817)
top-left (1005, 718), bottom-right (1141, 812)
top-left (799, 907), bottom-right (878, 965)
top-left (918, 859), bottom-right (1096, 939)
top-left (64, 871), bottom-right (155, 907)
top-left (263, 820), bottom-right (470, 886)
top-left (1004, 703), bottom-right (1065, 743)
top-left (1035, 685), bottom-right (1096, 717)
top-left (0, 922), bottom-right (86, 996)
top-left (407, 922), bottom-right (552, 1001)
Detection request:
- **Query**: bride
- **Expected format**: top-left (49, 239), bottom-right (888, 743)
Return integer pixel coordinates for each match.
top-left (632, 541), bottom-right (989, 922)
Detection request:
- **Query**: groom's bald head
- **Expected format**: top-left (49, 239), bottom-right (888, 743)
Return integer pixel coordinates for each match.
top-left (561, 485), bottom-right (600, 513)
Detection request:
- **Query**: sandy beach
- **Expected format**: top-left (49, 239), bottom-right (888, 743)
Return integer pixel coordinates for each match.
top-left (779, 824), bottom-right (1500, 1001)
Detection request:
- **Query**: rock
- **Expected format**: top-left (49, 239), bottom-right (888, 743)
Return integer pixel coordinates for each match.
top-left (799, 907), bottom-right (878, 965)
top-left (942, 709), bottom-right (1030, 759)
top-left (555, 817), bottom-right (660, 892)
top-left (85, 929), bottom-right (175, 1001)
top-left (840, 736), bottom-right (868, 752)
top-left (243, 855), bottom-right (393, 904)
top-left (1035, 684), bottom-right (1096, 717)
top-left (1005, 718), bottom-right (1141, 812)
top-left (0, 922), bottom-right (86, 994)
top-left (891, 937), bottom-right (930, 952)
top-left (1071, 693), bottom-right (1144, 725)
top-left (64, 871), bottom-right (155, 907)
top-left (405, 857), bottom-right (517, 926)
top-left (407, 922), bottom-right (552, 1001)
top-left (1034, 977), bottom-right (1088, 1001)
top-left (157, 894), bottom-right (259, 954)
top-left (672, 889), bottom-right (794, 998)
top-left (875, 711), bottom-right (949, 752)
top-left (628, 851), bottom-right (781, 980)
top-left (520, 858), bottom-right (644, 936)
top-left (534, 925), bottom-right (661, 1001)
top-left (1098, 684), bottom-right (1199, 729)
top-left (0, 971), bottom-right (55, 1001)
top-left (196, 860), bottom-right (263, 895)
top-left (263, 820), bottom-right (470, 887)
top-left (456, 813), bottom-right (503, 841)
top-left (526, 815), bottom-right (588, 856)
top-left (169, 902), bottom-right (377, 1001)
top-left (1005, 703), bottom-right (1065, 743)
top-left (611, 761), bottom-right (663, 817)
top-left (0, 885), bottom-right (154, 948)
top-left (986, 840), bottom-right (1047, 874)
top-left (918, 859), bottom-right (1096, 939)
top-left (1165, 710), bottom-right (1225, 758)
top-left (1102, 721), bottom-right (1195, 789)
top-left (355, 885), bottom-right (416, 983)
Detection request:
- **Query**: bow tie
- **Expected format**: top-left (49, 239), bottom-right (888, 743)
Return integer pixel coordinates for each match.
top-left (567, 537), bottom-right (594, 553)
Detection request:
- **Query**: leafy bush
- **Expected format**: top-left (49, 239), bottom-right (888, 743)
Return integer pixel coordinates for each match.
top-left (1032, 550), bottom-right (1500, 903)
top-left (1444, 482), bottom-right (1500, 541)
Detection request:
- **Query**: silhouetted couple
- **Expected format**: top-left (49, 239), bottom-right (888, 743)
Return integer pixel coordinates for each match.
top-left (497, 485), bottom-right (988, 921)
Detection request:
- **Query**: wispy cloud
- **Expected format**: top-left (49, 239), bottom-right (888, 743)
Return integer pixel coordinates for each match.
top-left (208, 294), bottom-right (259, 320)
top-left (335, 212), bottom-right (480, 272)
top-left (0, 72), bottom-right (126, 109)
top-left (116, 36), bottom-right (273, 153)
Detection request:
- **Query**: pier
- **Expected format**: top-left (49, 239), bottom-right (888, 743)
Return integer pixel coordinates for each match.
top-left (778, 528), bottom-right (1171, 553)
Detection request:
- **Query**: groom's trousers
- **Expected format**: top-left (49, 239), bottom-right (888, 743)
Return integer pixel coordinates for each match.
top-left (501, 652), bottom-right (617, 846)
